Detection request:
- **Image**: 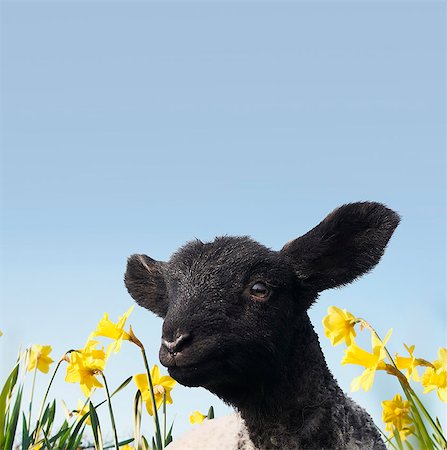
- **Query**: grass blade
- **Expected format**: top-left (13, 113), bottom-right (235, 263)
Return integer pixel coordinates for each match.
top-left (21, 412), bottom-right (31, 450)
top-left (111, 376), bottom-right (133, 397)
top-left (134, 390), bottom-right (142, 450)
top-left (141, 435), bottom-right (150, 450)
top-left (4, 386), bottom-right (23, 450)
top-left (165, 421), bottom-right (174, 447)
top-left (0, 362), bottom-right (20, 448)
top-left (66, 411), bottom-right (90, 449)
top-left (89, 401), bottom-right (103, 450)
top-left (104, 438), bottom-right (134, 449)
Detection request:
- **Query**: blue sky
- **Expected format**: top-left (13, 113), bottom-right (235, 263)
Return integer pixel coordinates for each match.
top-left (1, 0), bottom-right (445, 443)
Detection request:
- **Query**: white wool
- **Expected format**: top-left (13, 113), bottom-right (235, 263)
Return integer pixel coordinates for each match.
top-left (166, 413), bottom-right (255, 450)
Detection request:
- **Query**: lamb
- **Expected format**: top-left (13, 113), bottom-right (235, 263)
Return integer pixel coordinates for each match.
top-left (125, 202), bottom-right (400, 450)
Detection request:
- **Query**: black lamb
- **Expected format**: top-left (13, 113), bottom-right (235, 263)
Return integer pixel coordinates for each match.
top-left (125, 202), bottom-right (400, 449)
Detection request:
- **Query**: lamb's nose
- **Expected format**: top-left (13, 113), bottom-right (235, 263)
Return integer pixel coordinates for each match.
top-left (161, 331), bottom-right (191, 354)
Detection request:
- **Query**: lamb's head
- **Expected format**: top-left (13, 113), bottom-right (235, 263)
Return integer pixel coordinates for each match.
top-left (125, 202), bottom-right (399, 402)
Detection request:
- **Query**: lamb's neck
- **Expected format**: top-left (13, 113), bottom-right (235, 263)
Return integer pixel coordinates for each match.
top-left (234, 315), bottom-right (340, 449)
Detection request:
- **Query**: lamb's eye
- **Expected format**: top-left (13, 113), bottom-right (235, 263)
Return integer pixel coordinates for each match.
top-left (249, 282), bottom-right (270, 300)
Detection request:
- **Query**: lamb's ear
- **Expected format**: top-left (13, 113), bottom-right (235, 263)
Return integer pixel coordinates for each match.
top-left (281, 202), bottom-right (400, 294)
top-left (124, 254), bottom-right (169, 318)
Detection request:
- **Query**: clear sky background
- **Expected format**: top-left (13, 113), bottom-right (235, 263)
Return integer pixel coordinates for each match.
top-left (1, 0), bottom-right (446, 444)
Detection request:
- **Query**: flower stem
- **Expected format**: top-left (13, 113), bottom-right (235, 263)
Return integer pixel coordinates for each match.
top-left (370, 327), bottom-right (436, 450)
top-left (140, 347), bottom-right (163, 450)
top-left (33, 358), bottom-right (63, 443)
top-left (407, 385), bottom-right (447, 446)
top-left (101, 372), bottom-right (120, 450)
top-left (28, 356), bottom-right (38, 428)
top-left (163, 392), bottom-right (167, 446)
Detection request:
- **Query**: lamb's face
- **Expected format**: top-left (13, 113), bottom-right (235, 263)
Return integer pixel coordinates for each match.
top-left (125, 202), bottom-right (400, 398)
top-left (157, 237), bottom-right (301, 393)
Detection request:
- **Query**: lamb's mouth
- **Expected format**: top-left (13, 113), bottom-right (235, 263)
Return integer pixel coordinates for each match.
top-left (159, 346), bottom-right (224, 387)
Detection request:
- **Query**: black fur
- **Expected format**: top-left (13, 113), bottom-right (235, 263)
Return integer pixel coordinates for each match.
top-left (125, 202), bottom-right (400, 449)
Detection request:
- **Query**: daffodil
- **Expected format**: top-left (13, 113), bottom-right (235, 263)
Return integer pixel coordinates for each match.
top-left (120, 445), bottom-right (134, 450)
top-left (421, 348), bottom-right (447, 402)
top-left (342, 329), bottom-right (392, 392)
top-left (189, 410), bottom-right (207, 424)
top-left (65, 339), bottom-right (108, 397)
top-left (92, 306), bottom-right (134, 353)
top-left (133, 365), bottom-right (176, 416)
top-left (322, 306), bottom-right (357, 346)
top-left (382, 394), bottom-right (414, 441)
top-left (76, 400), bottom-right (91, 425)
top-left (27, 345), bottom-right (54, 373)
top-left (395, 344), bottom-right (420, 382)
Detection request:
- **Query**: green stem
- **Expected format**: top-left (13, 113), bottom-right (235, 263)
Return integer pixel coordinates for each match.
top-left (371, 328), bottom-right (436, 450)
top-left (377, 426), bottom-right (399, 450)
top-left (163, 392), bottom-right (166, 446)
top-left (407, 386), bottom-right (447, 446)
top-left (140, 348), bottom-right (163, 450)
top-left (28, 356), bottom-right (38, 428)
top-left (33, 358), bottom-right (63, 443)
top-left (101, 373), bottom-right (119, 450)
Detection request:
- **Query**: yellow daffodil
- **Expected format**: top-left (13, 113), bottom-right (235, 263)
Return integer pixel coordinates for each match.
top-left (421, 348), bottom-right (447, 402)
top-left (395, 344), bottom-right (420, 382)
top-left (76, 400), bottom-right (91, 425)
top-left (92, 306), bottom-right (134, 353)
top-left (342, 329), bottom-right (392, 392)
top-left (382, 394), bottom-right (414, 441)
top-left (120, 445), bottom-right (133, 450)
top-left (189, 410), bottom-right (207, 424)
top-left (27, 345), bottom-right (54, 373)
top-left (133, 365), bottom-right (176, 416)
top-left (65, 339), bottom-right (108, 397)
top-left (322, 306), bottom-right (358, 346)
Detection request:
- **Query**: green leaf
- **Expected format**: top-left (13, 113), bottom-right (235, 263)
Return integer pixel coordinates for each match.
top-left (141, 435), bottom-right (150, 450)
top-left (134, 390), bottom-right (142, 450)
top-left (73, 427), bottom-right (85, 450)
top-left (47, 423), bottom-right (71, 446)
top-left (377, 426), bottom-right (398, 450)
top-left (165, 421), bottom-right (174, 447)
top-left (4, 386), bottom-right (23, 450)
top-left (435, 417), bottom-right (443, 432)
top-left (111, 376), bottom-right (133, 397)
top-left (56, 424), bottom-right (71, 448)
top-left (21, 412), bottom-right (31, 450)
top-left (207, 406), bottom-right (214, 420)
top-left (104, 437), bottom-right (134, 449)
top-left (46, 399), bottom-right (56, 435)
top-left (0, 362), bottom-right (20, 448)
top-left (40, 402), bottom-right (51, 430)
top-left (393, 427), bottom-right (405, 450)
top-left (89, 401), bottom-right (103, 450)
top-left (66, 411), bottom-right (89, 449)
top-left (94, 376), bottom-right (134, 410)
